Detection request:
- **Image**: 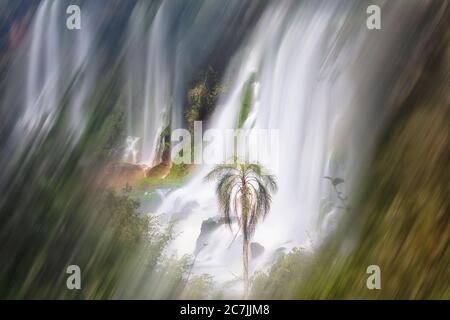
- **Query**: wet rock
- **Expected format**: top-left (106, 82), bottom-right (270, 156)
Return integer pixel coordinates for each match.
top-left (144, 161), bottom-right (172, 179)
top-left (250, 242), bottom-right (264, 259)
top-left (194, 216), bottom-right (226, 254)
top-left (273, 246), bottom-right (287, 260)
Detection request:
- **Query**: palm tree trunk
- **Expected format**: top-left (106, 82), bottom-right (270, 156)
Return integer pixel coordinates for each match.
top-left (243, 237), bottom-right (249, 298)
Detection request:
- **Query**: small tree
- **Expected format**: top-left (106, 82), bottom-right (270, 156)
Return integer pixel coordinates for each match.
top-left (205, 162), bottom-right (277, 297)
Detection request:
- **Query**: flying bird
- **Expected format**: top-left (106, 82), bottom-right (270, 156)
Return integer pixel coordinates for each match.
top-left (324, 176), bottom-right (344, 186)
top-left (324, 176), bottom-right (349, 205)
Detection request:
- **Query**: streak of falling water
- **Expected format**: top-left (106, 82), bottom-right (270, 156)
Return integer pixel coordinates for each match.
top-left (22, 0), bottom-right (60, 136)
top-left (0, 0), bottom-right (98, 192)
top-left (10, 1), bottom-right (96, 148)
top-left (125, 3), bottom-right (170, 166)
top-left (123, 0), bottom-right (266, 165)
top-left (155, 0), bottom-right (435, 290)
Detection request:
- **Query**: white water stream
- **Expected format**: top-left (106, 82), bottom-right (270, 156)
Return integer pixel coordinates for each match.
top-left (153, 1), bottom-right (431, 289)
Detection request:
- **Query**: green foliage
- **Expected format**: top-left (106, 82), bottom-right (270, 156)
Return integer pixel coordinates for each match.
top-left (186, 67), bottom-right (224, 133)
top-left (0, 64), bottom-right (188, 298)
top-left (104, 190), bottom-right (166, 246)
top-left (131, 163), bottom-right (192, 199)
top-left (182, 274), bottom-right (216, 299)
top-left (251, 248), bottom-right (312, 299)
top-left (205, 162), bottom-right (278, 238)
top-left (237, 73), bottom-right (257, 128)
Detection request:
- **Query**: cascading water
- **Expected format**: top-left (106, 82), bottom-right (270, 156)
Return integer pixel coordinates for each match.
top-left (0, 0), bottom-right (98, 191)
top-left (125, 3), bottom-right (171, 165)
top-left (21, 0), bottom-right (97, 143)
top-left (0, 0), bottom-right (444, 300)
top-left (154, 0), bottom-right (433, 290)
top-left (123, 0), bottom-right (266, 166)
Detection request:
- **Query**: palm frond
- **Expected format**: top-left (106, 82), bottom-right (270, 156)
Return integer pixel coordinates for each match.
top-left (216, 173), bottom-right (240, 228)
top-left (245, 163), bottom-right (262, 176)
top-left (255, 178), bottom-right (272, 218)
top-left (261, 174), bottom-right (278, 193)
top-left (245, 163), bottom-right (278, 193)
top-left (204, 164), bottom-right (239, 181)
top-left (205, 162), bottom-right (278, 241)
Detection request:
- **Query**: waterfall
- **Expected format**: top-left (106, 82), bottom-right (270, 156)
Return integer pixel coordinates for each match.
top-left (0, 0), bottom-right (439, 298)
top-left (125, 3), bottom-right (170, 165)
top-left (22, 0), bottom-right (60, 137)
top-left (23, 1), bottom-right (97, 141)
top-left (0, 0), bottom-right (98, 190)
top-left (154, 0), bottom-right (432, 288)
top-left (7, 1), bottom-right (96, 146)
top-left (123, 0), bottom-right (265, 166)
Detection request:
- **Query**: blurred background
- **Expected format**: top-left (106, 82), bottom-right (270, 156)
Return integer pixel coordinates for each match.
top-left (0, 0), bottom-right (448, 299)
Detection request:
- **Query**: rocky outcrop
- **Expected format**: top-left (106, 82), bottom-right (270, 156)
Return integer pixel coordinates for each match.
top-left (104, 163), bottom-right (146, 189)
top-left (250, 242), bottom-right (264, 259)
top-left (144, 161), bottom-right (172, 179)
top-left (194, 216), bottom-right (225, 254)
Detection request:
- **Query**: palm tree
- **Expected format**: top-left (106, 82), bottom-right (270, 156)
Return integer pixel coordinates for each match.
top-left (205, 162), bottom-right (277, 297)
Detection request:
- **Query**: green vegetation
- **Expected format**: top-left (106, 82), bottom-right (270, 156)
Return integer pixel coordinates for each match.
top-left (0, 60), bottom-right (200, 298)
top-left (2, 4), bottom-right (447, 300)
top-left (251, 248), bottom-right (313, 299)
top-left (129, 164), bottom-right (193, 199)
top-left (181, 274), bottom-right (216, 299)
top-left (250, 33), bottom-right (450, 300)
top-left (237, 73), bottom-right (257, 128)
top-left (186, 67), bottom-right (224, 133)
